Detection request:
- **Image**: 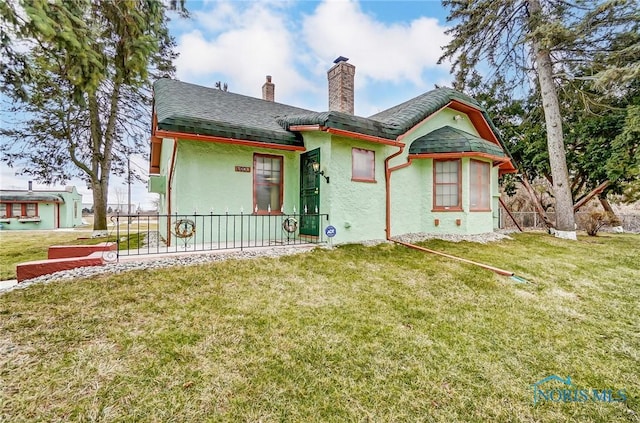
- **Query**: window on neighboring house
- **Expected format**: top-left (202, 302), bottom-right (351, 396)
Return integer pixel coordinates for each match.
top-left (433, 159), bottom-right (462, 210)
top-left (352, 148), bottom-right (375, 182)
top-left (470, 160), bottom-right (491, 211)
top-left (24, 203), bottom-right (38, 217)
top-left (254, 154), bottom-right (283, 213)
top-left (0, 204), bottom-right (6, 218)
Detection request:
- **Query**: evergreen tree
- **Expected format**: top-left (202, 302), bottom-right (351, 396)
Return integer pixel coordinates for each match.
top-left (0, 0), bottom-right (184, 235)
top-left (440, 0), bottom-right (638, 239)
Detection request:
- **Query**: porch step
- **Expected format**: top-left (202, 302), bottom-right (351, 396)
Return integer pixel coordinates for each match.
top-left (17, 252), bottom-right (106, 283)
top-left (298, 235), bottom-right (320, 242)
top-left (48, 242), bottom-right (116, 259)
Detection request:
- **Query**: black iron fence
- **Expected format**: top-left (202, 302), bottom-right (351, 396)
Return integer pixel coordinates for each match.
top-left (111, 212), bottom-right (330, 257)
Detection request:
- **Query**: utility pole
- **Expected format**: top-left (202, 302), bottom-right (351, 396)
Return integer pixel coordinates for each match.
top-left (127, 157), bottom-right (132, 216)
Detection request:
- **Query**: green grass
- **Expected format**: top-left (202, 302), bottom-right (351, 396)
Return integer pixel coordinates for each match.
top-left (0, 231), bottom-right (146, 280)
top-left (1, 233), bottom-right (639, 421)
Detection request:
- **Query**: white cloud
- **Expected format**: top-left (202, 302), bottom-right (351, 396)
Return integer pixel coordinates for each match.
top-left (2, 1), bottom-right (457, 210)
top-left (175, 2), bottom-right (314, 102)
top-left (302, 0), bottom-right (451, 89)
top-left (173, 0), bottom-right (452, 114)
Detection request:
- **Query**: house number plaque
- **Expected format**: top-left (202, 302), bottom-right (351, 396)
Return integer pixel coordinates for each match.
top-left (235, 166), bottom-right (251, 173)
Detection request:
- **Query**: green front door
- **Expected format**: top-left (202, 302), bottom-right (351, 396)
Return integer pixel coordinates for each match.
top-left (299, 149), bottom-right (320, 236)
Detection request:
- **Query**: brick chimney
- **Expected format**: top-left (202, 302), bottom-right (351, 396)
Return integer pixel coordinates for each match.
top-left (328, 56), bottom-right (355, 114)
top-left (262, 75), bottom-right (275, 102)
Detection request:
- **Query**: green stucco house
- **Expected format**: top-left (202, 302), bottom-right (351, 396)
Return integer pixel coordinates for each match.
top-left (0, 184), bottom-right (83, 230)
top-left (148, 58), bottom-right (516, 246)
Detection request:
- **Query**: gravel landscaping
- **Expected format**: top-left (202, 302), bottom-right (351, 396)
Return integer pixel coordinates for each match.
top-left (1, 231), bottom-right (516, 295)
top-left (1, 246), bottom-right (315, 295)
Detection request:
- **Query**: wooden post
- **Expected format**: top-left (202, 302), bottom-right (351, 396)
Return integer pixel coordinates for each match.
top-left (499, 197), bottom-right (523, 232)
top-left (573, 180), bottom-right (610, 212)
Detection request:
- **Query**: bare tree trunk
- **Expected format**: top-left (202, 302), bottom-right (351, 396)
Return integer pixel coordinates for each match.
top-left (573, 180), bottom-right (610, 212)
top-left (92, 181), bottom-right (109, 237)
top-left (599, 195), bottom-right (615, 215)
top-left (87, 68), bottom-right (122, 235)
top-left (528, 0), bottom-right (576, 240)
top-left (599, 194), bottom-right (624, 233)
top-left (519, 175), bottom-right (554, 229)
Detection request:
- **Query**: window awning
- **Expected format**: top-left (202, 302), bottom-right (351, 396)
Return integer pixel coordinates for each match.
top-left (0, 192), bottom-right (63, 203)
top-left (408, 126), bottom-right (506, 157)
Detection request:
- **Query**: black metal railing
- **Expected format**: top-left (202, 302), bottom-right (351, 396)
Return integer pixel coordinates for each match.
top-left (111, 212), bottom-right (330, 258)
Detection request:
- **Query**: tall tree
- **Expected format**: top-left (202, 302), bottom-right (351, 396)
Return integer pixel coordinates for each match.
top-left (472, 74), bottom-right (639, 219)
top-left (472, 26), bottom-right (640, 211)
top-left (440, 0), bottom-right (638, 240)
top-left (0, 0), bottom-right (182, 235)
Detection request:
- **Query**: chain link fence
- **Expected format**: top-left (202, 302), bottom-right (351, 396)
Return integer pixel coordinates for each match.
top-left (499, 211), bottom-right (640, 233)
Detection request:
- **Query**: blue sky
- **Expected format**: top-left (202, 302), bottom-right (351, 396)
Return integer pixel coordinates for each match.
top-left (1, 0), bottom-right (454, 208)
top-left (170, 0), bottom-right (452, 115)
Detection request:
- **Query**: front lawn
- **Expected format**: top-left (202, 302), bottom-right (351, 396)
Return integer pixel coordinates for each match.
top-left (0, 231), bottom-right (146, 280)
top-left (0, 233), bottom-right (638, 421)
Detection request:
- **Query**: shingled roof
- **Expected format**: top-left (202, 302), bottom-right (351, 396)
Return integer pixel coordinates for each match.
top-left (0, 191), bottom-right (63, 203)
top-left (368, 87), bottom-right (480, 128)
top-left (277, 87), bottom-right (491, 141)
top-left (409, 126), bottom-right (506, 157)
top-left (153, 79), bottom-right (512, 159)
top-left (154, 79), bottom-right (314, 146)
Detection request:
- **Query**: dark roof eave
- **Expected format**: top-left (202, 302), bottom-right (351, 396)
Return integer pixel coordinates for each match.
top-left (157, 122), bottom-right (303, 147)
top-left (0, 194), bottom-right (63, 203)
top-left (279, 112), bottom-right (401, 141)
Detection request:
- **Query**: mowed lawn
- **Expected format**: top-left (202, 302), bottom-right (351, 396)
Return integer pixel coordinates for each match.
top-left (0, 228), bottom-right (149, 280)
top-left (0, 233), bottom-right (638, 422)
top-left (0, 231), bottom-right (92, 280)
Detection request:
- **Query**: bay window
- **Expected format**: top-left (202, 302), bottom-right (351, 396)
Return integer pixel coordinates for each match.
top-left (433, 159), bottom-right (462, 210)
top-left (470, 160), bottom-right (491, 211)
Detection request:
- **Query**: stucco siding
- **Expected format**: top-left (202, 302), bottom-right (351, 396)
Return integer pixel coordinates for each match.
top-left (164, 139), bottom-right (299, 245)
top-left (0, 203), bottom-right (57, 230)
top-left (402, 107), bottom-right (480, 142)
top-left (327, 136), bottom-right (390, 243)
top-left (157, 138), bottom-right (175, 241)
top-left (389, 159), bottom-right (428, 237)
top-left (0, 187), bottom-right (81, 230)
top-left (387, 108), bottom-right (498, 237)
top-left (57, 189), bottom-right (82, 228)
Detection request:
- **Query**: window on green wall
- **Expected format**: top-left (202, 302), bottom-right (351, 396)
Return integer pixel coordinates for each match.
top-left (253, 154), bottom-right (283, 214)
top-left (470, 160), bottom-right (491, 211)
top-left (24, 203), bottom-right (38, 217)
top-left (433, 159), bottom-right (462, 210)
top-left (352, 148), bottom-right (375, 182)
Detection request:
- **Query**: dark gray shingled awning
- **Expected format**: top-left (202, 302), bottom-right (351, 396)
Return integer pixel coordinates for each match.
top-left (0, 192), bottom-right (63, 202)
top-left (408, 126), bottom-right (506, 157)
